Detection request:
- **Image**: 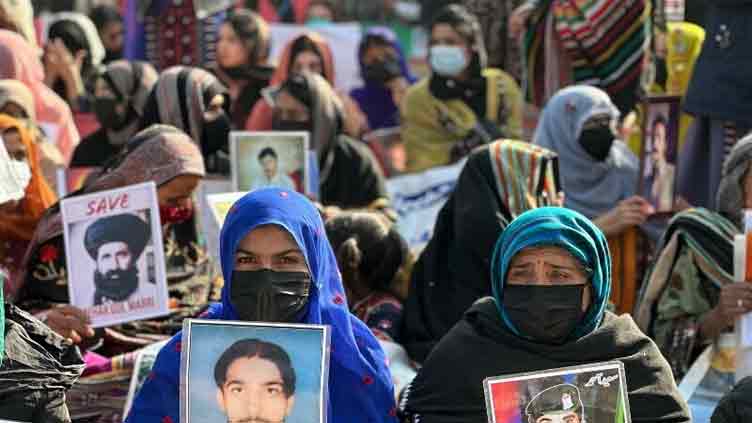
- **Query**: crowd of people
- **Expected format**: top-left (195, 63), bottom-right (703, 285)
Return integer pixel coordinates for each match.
top-left (0, 0), bottom-right (750, 422)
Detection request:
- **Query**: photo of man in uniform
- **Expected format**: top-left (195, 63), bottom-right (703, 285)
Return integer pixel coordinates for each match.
top-left (525, 384), bottom-right (584, 423)
top-left (84, 213), bottom-right (151, 305)
top-left (249, 147), bottom-right (296, 191)
top-left (214, 338), bottom-right (296, 423)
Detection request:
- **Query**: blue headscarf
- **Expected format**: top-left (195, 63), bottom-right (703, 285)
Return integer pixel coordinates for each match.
top-left (350, 27), bottom-right (416, 130)
top-left (126, 188), bottom-right (397, 423)
top-left (490, 207), bottom-right (612, 340)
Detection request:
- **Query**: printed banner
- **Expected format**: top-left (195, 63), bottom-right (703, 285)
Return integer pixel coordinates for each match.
top-left (181, 319), bottom-right (330, 423)
top-left (386, 161), bottom-right (464, 252)
top-left (61, 181), bottom-right (170, 328)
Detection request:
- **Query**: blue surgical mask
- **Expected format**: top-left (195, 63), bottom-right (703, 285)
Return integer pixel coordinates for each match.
top-left (430, 45), bottom-right (468, 77)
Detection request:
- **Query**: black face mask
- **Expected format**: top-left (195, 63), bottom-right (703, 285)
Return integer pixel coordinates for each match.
top-left (272, 118), bottom-right (311, 132)
top-left (362, 57), bottom-right (402, 85)
top-left (579, 126), bottom-right (615, 162)
top-left (230, 269), bottom-right (312, 322)
top-left (502, 284), bottom-right (586, 345)
top-left (94, 97), bottom-right (131, 130)
top-left (93, 266), bottom-right (139, 305)
top-left (201, 111), bottom-right (232, 155)
top-left (103, 49), bottom-right (123, 64)
top-left (220, 64), bottom-right (250, 80)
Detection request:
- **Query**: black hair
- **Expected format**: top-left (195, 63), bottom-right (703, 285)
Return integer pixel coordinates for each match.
top-left (224, 9), bottom-right (270, 64)
top-left (214, 338), bottom-right (296, 397)
top-left (89, 5), bottom-right (122, 32)
top-left (325, 211), bottom-right (408, 293)
top-left (288, 35), bottom-right (325, 76)
top-left (258, 147), bottom-right (278, 161)
top-left (652, 114), bottom-right (668, 131)
top-left (428, 4), bottom-right (487, 71)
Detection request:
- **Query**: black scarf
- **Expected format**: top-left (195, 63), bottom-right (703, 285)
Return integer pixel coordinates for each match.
top-left (401, 298), bottom-right (691, 423)
top-left (429, 73), bottom-right (488, 119)
top-left (93, 267), bottom-right (140, 305)
top-left (400, 147), bottom-right (511, 362)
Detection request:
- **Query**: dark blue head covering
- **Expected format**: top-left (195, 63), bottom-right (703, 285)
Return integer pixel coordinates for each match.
top-left (350, 27), bottom-right (416, 130)
top-left (490, 207), bottom-right (612, 340)
top-left (126, 188), bottom-right (398, 423)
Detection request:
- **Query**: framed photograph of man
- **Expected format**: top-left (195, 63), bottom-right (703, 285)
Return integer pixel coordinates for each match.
top-left (231, 131), bottom-right (310, 195)
top-left (483, 361), bottom-right (631, 423)
top-left (181, 319), bottom-right (330, 423)
top-left (639, 96), bottom-right (681, 215)
top-left (61, 181), bottom-right (170, 328)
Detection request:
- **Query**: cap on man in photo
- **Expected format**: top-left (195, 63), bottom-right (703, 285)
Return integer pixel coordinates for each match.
top-left (525, 383), bottom-right (585, 423)
top-left (84, 213), bottom-right (151, 260)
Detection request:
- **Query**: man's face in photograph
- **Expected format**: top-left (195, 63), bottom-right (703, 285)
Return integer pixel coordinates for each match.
top-left (216, 356), bottom-right (295, 423)
top-left (261, 155), bottom-right (279, 180)
top-left (96, 241), bottom-right (134, 277)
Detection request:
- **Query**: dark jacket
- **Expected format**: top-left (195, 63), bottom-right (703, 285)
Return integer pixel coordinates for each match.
top-left (711, 377), bottom-right (752, 423)
top-left (320, 135), bottom-right (389, 210)
top-left (0, 303), bottom-right (85, 423)
top-left (683, 1), bottom-right (752, 124)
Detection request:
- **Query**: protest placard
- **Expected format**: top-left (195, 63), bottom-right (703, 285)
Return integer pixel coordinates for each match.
top-left (61, 181), bottom-right (169, 328)
top-left (484, 362), bottom-right (631, 423)
top-left (181, 319), bottom-right (330, 423)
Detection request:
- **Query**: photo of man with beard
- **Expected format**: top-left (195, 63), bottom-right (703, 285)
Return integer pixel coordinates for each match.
top-left (83, 213), bottom-right (151, 305)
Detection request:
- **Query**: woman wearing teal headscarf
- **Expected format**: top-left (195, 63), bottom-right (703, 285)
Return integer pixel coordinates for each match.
top-left (399, 207), bottom-right (689, 423)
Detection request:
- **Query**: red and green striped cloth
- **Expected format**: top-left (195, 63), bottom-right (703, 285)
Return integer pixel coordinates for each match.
top-left (524, 0), bottom-right (650, 106)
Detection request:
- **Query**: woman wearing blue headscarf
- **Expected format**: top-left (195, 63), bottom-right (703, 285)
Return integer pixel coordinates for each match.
top-left (399, 207), bottom-right (689, 422)
top-left (126, 188), bottom-right (398, 422)
top-left (349, 27), bottom-right (416, 131)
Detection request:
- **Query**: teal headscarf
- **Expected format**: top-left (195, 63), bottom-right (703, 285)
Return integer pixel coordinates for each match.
top-left (490, 207), bottom-right (611, 340)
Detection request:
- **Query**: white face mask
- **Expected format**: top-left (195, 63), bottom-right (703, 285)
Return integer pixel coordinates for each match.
top-left (430, 45), bottom-right (469, 77)
top-left (9, 160), bottom-right (31, 191)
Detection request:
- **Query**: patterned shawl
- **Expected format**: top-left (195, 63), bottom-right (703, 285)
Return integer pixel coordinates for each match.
top-left (524, 0), bottom-right (649, 111)
top-left (140, 66), bottom-right (228, 155)
top-left (17, 125), bottom-right (205, 292)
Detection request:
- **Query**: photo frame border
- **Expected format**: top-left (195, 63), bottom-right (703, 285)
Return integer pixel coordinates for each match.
top-left (180, 318), bottom-right (331, 423)
top-left (60, 181), bottom-right (170, 328)
top-left (230, 131), bottom-right (311, 196)
top-left (483, 361), bottom-right (631, 423)
top-left (638, 94), bottom-right (682, 217)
